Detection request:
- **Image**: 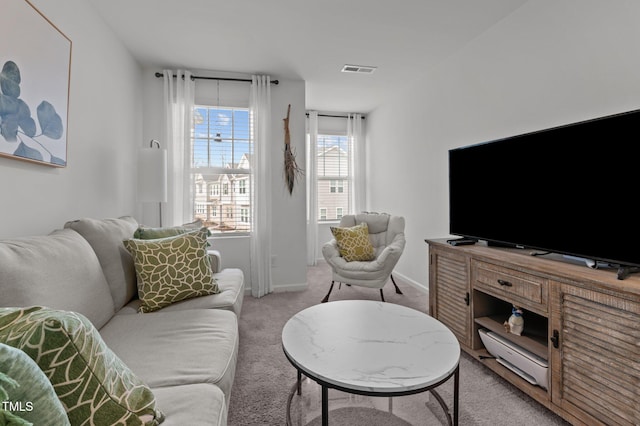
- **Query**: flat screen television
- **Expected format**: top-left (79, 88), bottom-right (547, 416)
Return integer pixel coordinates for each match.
top-left (448, 108), bottom-right (640, 272)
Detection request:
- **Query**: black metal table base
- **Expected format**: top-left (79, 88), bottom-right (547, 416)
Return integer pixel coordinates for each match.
top-left (286, 365), bottom-right (459, 426)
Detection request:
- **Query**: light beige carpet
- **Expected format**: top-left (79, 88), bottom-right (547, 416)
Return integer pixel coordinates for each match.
top-left (226, 262), bottom-right (570, 426)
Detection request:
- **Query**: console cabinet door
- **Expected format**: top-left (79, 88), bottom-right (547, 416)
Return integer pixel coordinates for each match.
top-left (550, 281), bottom-right (640, 426)
top-left (429, 247), bottom-right (471, 348)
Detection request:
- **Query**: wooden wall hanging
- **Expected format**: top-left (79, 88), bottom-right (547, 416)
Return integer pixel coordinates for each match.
top-left (283, 104), bottom-right (302, 194)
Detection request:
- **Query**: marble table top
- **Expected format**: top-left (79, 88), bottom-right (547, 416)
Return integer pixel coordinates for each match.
top-left (282, 300), bottom-right (460, 394)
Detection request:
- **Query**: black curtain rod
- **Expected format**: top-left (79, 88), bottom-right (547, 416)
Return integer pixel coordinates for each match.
top-left (155, 72), bottom-right (279, 85)
top-left (306, 112), bottom-right (365, 119)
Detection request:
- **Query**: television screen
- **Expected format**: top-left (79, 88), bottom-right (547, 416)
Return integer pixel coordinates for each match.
top-left (448, 108), bottom-right (640, 268)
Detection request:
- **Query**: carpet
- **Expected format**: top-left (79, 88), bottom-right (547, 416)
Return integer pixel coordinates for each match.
top-left (226, 262), bottom-right (570, 425)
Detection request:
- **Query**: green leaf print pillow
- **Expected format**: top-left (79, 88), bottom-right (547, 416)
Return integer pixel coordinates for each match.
top-left (0, 307), bottom-right (164, 425)
top-left (124, 229), bottom-right (219, 313)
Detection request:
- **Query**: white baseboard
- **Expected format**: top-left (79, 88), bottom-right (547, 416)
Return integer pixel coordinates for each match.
top-left (259, 261), bottom-right (428, 296)
top-left (392, 270), bottom-right (428, 294)
top-left (272, 282), bottom-right (308, 292)
top-left (245, 282), bottom-right (308, 294)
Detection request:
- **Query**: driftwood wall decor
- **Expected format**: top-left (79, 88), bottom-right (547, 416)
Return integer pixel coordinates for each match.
top-left (283, 104), bottom-right (302, 194)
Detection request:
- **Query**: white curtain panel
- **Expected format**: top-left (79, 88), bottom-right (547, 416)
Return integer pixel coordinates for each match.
top-left (306, 111), bottom-right (319, 266)
top-left (162, 69), bottom-right (195, 226)
top-left (348, 113), bottom-right (366, 214)
top-left (249, 75), bottom-right (273, 298)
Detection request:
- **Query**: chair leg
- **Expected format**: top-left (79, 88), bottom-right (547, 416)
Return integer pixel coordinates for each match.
top-left (380, 289), bottom-right (385, 302)
top-left (322, 281), bottom-right (335, 303)
top-left (390, 274), bottom-right (403, 295)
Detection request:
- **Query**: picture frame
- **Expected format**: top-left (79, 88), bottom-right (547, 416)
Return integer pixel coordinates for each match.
top-left (0, 0), bottom-right (72, 167)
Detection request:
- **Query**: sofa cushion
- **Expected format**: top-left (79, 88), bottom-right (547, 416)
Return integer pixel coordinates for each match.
top-left (64, 216), bottom-right (139, 311)
top-left (152, 384), bottom-right (226, 426)
top-left (100, 309), bottom-right (238, 401)
top-left (0, 307), bottom-right (164, 426)
top-left (124, 229), bottom-right (220, 313)
top-left (0, 228), bottom-right (115, 329)
top-left (0, 343), bottom-right (70, 426)
top-left (330, 222), bottom-right (375, 262)
top-left (118, 268), bottom-right (245, 316)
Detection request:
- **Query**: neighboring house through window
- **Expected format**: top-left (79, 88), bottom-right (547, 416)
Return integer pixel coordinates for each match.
top-left (191, 106), bottom-right (252, 234)
top-left (316, 134), bottom-right (350, 221)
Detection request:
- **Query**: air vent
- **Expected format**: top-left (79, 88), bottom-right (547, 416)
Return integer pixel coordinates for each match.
top-left (341, 64), bottom-right (377, 74)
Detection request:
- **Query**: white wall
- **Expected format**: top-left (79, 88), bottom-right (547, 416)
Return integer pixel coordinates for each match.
top-left (141, 69), bottom-right (307, 292)
top-left (270, 78), bottom-right (307, 291)
top-left (0, 0), bottom-right (142, 238)
top-left (367, 0), bottom-right (640, 290)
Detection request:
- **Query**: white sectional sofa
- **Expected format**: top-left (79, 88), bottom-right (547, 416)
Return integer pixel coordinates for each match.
top-left (0, 216), bottom-right (244, 425)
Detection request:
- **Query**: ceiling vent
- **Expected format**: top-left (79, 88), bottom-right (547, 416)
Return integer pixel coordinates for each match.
top-left (341, 64), bottom-right (377, 74)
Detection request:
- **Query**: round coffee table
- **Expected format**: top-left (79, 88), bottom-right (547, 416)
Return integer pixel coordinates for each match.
top-left (281, 300), bottom-right (460, 426)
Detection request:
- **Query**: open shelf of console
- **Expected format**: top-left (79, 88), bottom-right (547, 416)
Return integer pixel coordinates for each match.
top-left (474, 315), bottom-right (547, 361)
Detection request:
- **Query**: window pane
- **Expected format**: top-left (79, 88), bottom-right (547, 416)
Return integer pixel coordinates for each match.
top-left (318, 178), bottom-right (350, 221)
top-left (191, 106), bottom-right (252, 234)
top-left (317, 135), bottom-right (349, 178)
top-left (316, 134), bottom-right (350, 222)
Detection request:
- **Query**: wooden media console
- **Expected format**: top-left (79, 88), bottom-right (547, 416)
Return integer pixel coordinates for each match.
top-left (426, 239), bottom-right (639, 426)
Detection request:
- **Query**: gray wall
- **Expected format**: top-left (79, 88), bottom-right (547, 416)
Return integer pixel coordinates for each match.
top-left (6, 0), bottom-right (637, 297)
top-left (1, 2), bottom-right (308, 294)
top-left (366, 0), bottom-right (640, 290)
top-left (0, 0), bottom-right (142, 238)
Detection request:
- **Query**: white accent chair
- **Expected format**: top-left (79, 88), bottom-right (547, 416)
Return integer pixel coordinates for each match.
top-left (321, 212), bottom-right (406, 303)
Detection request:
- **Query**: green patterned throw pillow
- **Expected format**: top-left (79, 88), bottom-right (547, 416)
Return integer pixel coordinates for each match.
top-left (0, 307), bottom-right (164, 426)
top-left (133, 220), bottom-right (211, 245)
top-left (0, 343), bottom-right (70, 426)
top-left (330, 222), bottom-right (375, 262)
top-left (124, 229), bottom-right (220, 313)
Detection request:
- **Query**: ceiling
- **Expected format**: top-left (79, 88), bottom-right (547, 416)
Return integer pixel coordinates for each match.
top-left (88, 0), bottom-right (528, 113)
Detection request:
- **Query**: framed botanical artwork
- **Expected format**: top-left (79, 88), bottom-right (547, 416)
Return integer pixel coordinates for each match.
top-left (0, 0), bottom-right (72, 167)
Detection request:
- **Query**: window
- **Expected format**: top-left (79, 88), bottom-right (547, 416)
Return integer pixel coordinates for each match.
top-left (330, 180), bottom-right (344, 193)
top-left (316, 134), bottom-right (351, 221)
top-left (191, 106), bottom-right (252, 234)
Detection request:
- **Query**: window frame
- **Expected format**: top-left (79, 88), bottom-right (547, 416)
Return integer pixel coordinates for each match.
top-left (315, 133), bottom-right (351, 223)
top-left (190, 105), bottom-right (252, 236)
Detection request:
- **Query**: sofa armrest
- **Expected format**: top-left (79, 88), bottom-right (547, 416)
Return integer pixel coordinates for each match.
top-left (208, 249), bottom-right (221, 273)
